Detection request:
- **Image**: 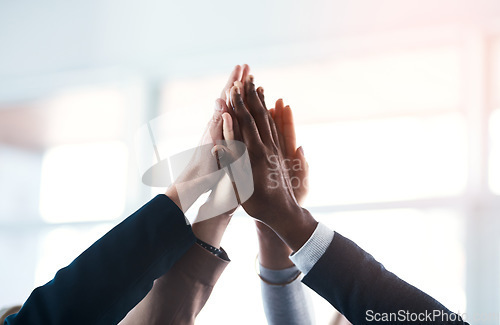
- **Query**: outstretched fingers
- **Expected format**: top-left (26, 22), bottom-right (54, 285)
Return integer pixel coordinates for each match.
top-left (268, 112), bottom-right (281, 151)
top-left (241, 64), bottom-right (250, 88)
top-left (221, 65), bottom-right (242, 102)
top-left (273, 99), bottom-right (286, 152)
top-left (282, 105), bottom-right (297, 157)
top-left (240, 64), bottom-right (250, 101)
top-left (212, 111), bottom-right (237, 169)
top-left (243, 75), bottom-right (274, 146)
top-left (256, 86), bottom-right (267, 109)
top-left (230, 85), bottom-right (263, 149)
top-left (218, 98), bottom-right (241, 141)
top-left (208, 100), bottom-right (224, 144)
top-left (293, 146), bottom-right (309, 204)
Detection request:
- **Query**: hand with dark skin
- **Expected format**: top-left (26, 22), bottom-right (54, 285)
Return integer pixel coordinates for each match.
top-left (229, 75), bottom-right (317, 252)
top-left (257, 98), bottom-right (309, 269)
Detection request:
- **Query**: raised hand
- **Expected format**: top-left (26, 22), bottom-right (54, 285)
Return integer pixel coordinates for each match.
top-left (165, 65), bottom-right (249, 214)
top-left (257, 99), bottom-right (309, 268)
top-left (229, 75), bottom-right (317, 251)
top-left (191, 109), bottom-right (239, 248)
top-left (190, 65), bottom-right (251, 248)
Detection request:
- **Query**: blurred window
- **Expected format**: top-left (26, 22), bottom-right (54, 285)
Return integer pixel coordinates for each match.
top-left (0, 83), bottom-right (134, 308)
top-left (39, 142), bottom-right (128, 223)
top-left (490, 109), bottom-right (500, 194)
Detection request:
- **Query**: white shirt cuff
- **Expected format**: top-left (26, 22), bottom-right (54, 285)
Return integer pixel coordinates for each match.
top-left (289, 222), bottom-right (334, 275)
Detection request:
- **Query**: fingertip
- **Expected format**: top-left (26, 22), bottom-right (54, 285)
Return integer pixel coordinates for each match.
top-left (276, 99), bottom-right (284, 109)
top-left (232, 65), bottom-right (242, 76)
top-left (233, 80), bottom-right (243, 89)
top-left (283, 105), bottom-right (293, 118)
top-left (212, 102), bottom-right (223, 123)
top-left (231, 65), bottom-right (241, 78)
top-left (269, 108), bottom-right (275, 118)
top-left (244, 75), bottom-right (255, 93)
top-left (295, 146), bottom-right (307, 164)
top-left (230, 85), bottom-right (241, 101)
top-left (257, 87), bottom-right (266, 108)
top-left (241, 64), bottom-right (250, 82)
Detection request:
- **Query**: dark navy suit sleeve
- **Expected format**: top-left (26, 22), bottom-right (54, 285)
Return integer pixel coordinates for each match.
top-left (302, 232), bottom-right (468, 325)
top-left (5, 195), bottom-right (196, 325)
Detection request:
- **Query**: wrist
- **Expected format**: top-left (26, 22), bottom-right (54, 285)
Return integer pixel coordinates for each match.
top-left (164, 187), bottom-right (182, 211)
top-left (255, 220), bottom-right (294, 269)
top-left (256, 221), bottom-right (288, 248)
top-left (268, 206), bottom-right (317, 252)
top-left (192, 213), bottom-right (232, 248)
top-left (165, 171), bottom-right (218, 213)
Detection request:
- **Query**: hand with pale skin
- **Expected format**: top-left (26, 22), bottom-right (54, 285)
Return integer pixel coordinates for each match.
top-left (167, 64), bottom-right (249, 248)
top-left (165, 65), bottom-right (247, 210)
top-left (271, 99), bottom-right (308, 203)
top-left (256, 98), bottom-right (309, 269)
top-left (119, 66), bottom-right (249, 325)
top-left (229, 75), bottom-right (317, 251)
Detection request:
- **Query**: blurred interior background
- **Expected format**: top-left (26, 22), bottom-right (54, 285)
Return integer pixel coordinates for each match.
top-left (1, 0), bottom-right (500, 323)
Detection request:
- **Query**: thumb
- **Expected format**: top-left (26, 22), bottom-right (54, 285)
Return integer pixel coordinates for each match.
top-left (208, 99), bottom-right (224, 144)
top-left (222, 112), bottom-right (234, 141)
top-left (211, 113), bottom-right (236, 168)
top-left (294, 146), bottom-right (309, 181)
